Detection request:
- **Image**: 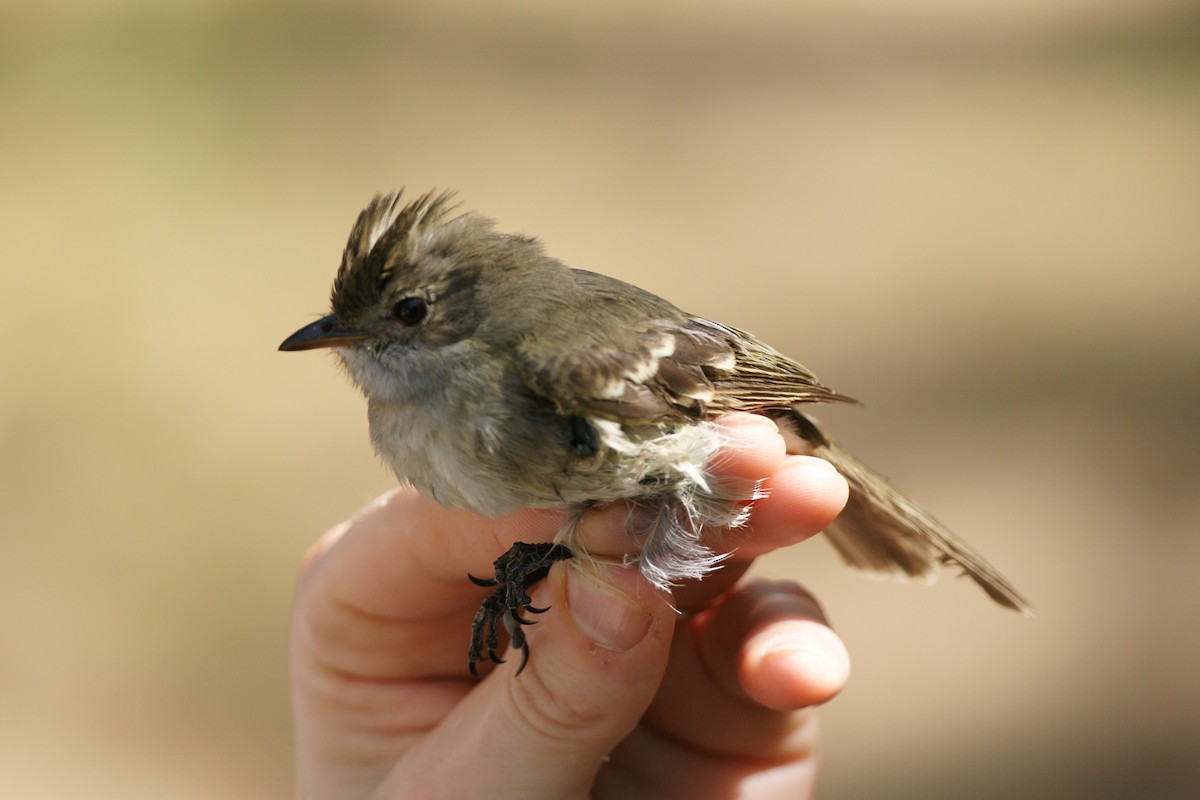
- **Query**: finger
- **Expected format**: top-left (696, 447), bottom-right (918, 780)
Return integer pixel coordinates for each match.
top-left (294, 488), bottom-right (574, 681)
top-left (571, 412), bottom-right (787, 560)
top-left (319, 487), bottom-right (572, 587)
top-left (671, 455), bottom-right (848, 613)
top-left (705, 580), bottom-right (849, 711)
top-left (599, 724), bottom-right (819, 800)
top-left (642, 579), bottom-right (848, 762)
top-left (707, 412), bottom-right (788, 492)
top-left (293, 502), bottom-right (670, 797)
top-left (373, 561), bottom-right (677, 799)
top-left (597, 581), bottom-right (838, 798)
top-left (723, 455), bottom-right (849, 560)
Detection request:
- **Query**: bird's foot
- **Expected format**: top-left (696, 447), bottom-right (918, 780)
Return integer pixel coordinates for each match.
top-left (467, 542), bottom-right (574, 677)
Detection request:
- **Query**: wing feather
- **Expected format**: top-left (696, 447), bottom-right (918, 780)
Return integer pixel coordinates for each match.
top-left (522, 315), bottom-right (854, 420)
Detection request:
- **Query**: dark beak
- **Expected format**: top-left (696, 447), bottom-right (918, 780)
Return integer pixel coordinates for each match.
top-left (279, 315), bottom-right (371, 351)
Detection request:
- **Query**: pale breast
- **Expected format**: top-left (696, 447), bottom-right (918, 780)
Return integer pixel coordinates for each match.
top-left (367, 395), bottom-right (537, 516)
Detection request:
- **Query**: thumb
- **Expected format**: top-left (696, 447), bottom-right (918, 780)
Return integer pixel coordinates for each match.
top-left (389, 561), bottom-right (675, 799)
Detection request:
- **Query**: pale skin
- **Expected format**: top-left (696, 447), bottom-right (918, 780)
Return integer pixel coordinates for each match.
top-left (291, 413), bottom-right (853, 799)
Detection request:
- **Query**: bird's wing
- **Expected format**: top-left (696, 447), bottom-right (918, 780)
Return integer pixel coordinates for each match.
top-left (519, 316), bottom-right (854, 422)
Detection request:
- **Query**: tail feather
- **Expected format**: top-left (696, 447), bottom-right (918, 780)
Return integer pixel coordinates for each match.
top-left (771, 409), bottom-right (1033, 615)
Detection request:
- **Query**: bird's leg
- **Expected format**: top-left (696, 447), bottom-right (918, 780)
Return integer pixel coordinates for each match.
top-left (467, 542), bottom-right (574, 677)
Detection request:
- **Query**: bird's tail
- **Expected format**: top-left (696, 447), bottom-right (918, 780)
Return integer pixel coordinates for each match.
top-left (771, 409), bottom-right (1033, 615)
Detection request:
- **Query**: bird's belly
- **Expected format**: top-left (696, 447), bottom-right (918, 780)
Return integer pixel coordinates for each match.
top-left (368, 400), bottom-right (536, 516)
top-left (369, 397), bottom-right (736, 522)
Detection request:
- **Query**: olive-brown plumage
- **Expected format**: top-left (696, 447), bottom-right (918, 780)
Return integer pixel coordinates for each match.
top-left (281, 190), bottom-right (1031, 674)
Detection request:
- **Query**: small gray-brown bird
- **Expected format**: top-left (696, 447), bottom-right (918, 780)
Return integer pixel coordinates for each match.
top-left (280, 190), bottom-right (1031, 675)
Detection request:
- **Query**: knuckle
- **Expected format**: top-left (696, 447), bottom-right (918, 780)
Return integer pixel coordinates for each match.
top-left (506, 666), bottom-right (608, 740)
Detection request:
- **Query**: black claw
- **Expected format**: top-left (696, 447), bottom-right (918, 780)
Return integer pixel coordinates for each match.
top-left (467, 542), bottom-right (574, 677)
top-left (516, 644), bottom-right (531, 675)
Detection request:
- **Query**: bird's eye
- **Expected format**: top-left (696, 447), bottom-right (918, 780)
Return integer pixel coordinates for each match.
top-left (391, 296), bottom-right (428, 326)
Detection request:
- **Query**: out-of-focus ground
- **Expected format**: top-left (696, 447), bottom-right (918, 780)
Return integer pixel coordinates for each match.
top-left (1, 1), bottom-right (1197, 797)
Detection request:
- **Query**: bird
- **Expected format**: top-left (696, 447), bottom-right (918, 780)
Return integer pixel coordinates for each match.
top-left (280, 190), bottom-right (1032, 675)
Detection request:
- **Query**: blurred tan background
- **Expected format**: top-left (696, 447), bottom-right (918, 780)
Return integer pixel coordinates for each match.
top-left (2, 1), bottom-right (1198, 797)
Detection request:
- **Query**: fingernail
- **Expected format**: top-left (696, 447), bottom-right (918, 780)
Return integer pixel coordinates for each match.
top-left (720, 413), bottom-right (779, 431)
top-left (752, 623), bottom-right (851, 702)
top-left (567, 563), bottom-right (653, 652)
top-left (793, 455), bottom-right (838, 476)
top-left (761, 636), bottom-right (837, 681)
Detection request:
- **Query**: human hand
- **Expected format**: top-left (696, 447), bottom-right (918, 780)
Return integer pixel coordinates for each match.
top-left (291, 412), bottom-right (851, 799)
